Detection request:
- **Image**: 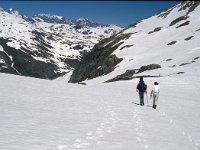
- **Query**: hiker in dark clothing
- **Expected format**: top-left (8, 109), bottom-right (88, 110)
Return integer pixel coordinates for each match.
top-left (136, 77), bottom-right (147, 106)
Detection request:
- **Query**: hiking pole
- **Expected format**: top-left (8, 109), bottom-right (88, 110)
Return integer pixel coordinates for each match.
top-left (146, 92), bottom-right (148, 104)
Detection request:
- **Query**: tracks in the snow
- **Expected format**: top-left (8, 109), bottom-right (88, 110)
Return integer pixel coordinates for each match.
top-left (57, 102), bottom-right (118, 150)
top-left (132, 104), bottom-right (199, 150)
top-left (57, 99), bottom-right (199, 150)
top-left (161, 112), bottom-right (199, 150)
top-left (133, 106), bottom-right (149, 149)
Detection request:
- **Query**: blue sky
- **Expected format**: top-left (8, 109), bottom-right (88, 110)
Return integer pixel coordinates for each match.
top-left (0, 1), bottom-right (180, 27)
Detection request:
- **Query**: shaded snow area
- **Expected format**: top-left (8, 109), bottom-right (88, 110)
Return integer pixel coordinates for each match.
top-left (0, 73), bottom-right (200, 150)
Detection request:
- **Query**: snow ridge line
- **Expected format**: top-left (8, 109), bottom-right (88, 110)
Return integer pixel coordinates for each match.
top-left (57, 102), bottom-right (118, 150)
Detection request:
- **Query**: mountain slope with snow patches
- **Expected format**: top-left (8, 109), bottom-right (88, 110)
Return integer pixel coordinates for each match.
top-left (0, 8), bottom-right (122, 79)
top-left (1, 2), bottom-right (200, 150)
top-left (70, 1), bottom-right (200, 83)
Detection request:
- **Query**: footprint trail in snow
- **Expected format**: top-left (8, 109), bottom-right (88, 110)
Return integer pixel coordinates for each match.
top-left (57, 103), bottom-right (118, 150)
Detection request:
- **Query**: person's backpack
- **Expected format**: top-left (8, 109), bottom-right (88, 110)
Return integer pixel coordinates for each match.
top-left (137, 82), bottom-right (147, 92)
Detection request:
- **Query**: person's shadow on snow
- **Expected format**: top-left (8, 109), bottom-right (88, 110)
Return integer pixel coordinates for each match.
top-left (132, 102), bottom-right (152, 107)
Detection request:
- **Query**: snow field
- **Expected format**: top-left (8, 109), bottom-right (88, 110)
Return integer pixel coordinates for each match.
top-left (0, 73), bottom-right (200, 150)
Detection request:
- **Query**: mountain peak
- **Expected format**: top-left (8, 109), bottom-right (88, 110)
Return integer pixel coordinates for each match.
top-left (0, 8), bottom-right (22, 17)
top-left (76, 18), bottom-right (89, 22)
top-left (32, 14), bottom-right (71, 24)
top-left (73, 18), bottom-right (104, 29)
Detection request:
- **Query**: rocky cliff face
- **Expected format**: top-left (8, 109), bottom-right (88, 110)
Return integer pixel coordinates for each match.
top-left (0, 8), bottom-right (122, 79)
top-left (69, 1), bottom-right (200, 83)
top-left (69, 33), bottom-right (131, 82)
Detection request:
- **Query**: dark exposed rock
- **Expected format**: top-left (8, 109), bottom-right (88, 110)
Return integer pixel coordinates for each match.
top-left (104, 69), bottom-right (136, 82)
top-left (78, 82), bottom-right (87, 85)
top-left (82, 30), bottom-right (88, 35)
top-left (73, 45), bottom-right (84, 50)
top-left (169, 16), bottom-right (189, 26)
top-left (62, 58), bottom-right (80, 69)
top-left (179, 62), bottom-right (191, 66)
top-left (69, 54), bottom-right (122, 83)
top-left (177, 72), bottom-right (184, 74)
top-left (196, 28), bottom-right (200, 32)
top-left (176, 21), bottom-right (190, 28)
top-left (166, 59), bottom-right (173, 61)
top-left (157, 7), bottom-right (173, 18)
top-left (161, 58), bottom-right (173, 62)
top-left (47, 35), bottom-right (55, 41)
top-left (169, 65), bottom-right (176, 68)
top-left (0, 38), bottom-right (64, 79)
top-left (105, 74), bottom-right (161, 83)
top-left (167, 41), bottom-right (176, 45)
top-left (148, 27), bottom-right (162, 34)
top-left (69, 33), bottom-right (132, 83)
top-left (168, 72), bottom-right (185, 76)
top-left (179, 1), bottom-right (200, 15)
top-left (194, 56), bottom-right (200, 60)
top-left (184, 36), bottom-right (194, 41)
top-left (127, 20), bottom-right (142, 29)
top-left (32, 29), bottom-right (46, 38)
top-left (137, 64), bottom-right (161, 74)
top-left (120, 44), bottom-right (134, 50)
top-left (0, 51), bottom-right (18, 74)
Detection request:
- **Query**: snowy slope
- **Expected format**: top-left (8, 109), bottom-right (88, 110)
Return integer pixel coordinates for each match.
top-left (1, 2), bottom-right (200, 149)
top-left (70, 1), bottom-right (200, 84)
top-left (111, 1), bottom-right (200, 78)
top-left (0, 72), bottom-right (200, 150)
top-left (0, 8), bottom-right (122, 79)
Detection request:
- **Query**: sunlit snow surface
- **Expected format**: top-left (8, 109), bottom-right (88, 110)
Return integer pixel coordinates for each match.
top-left (0, 73), bottom-right (200, 150)
top-left (1, 2), bottom-right (200, 150)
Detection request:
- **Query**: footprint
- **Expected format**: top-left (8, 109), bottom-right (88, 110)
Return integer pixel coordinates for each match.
top-left (57, 104), bottom-right (118, 150)
top-left (137, 137), bottom-right (141, 142)
top-left (96, 141), bottom-right (103, 145)
top-left (75, 138), bottom-right (83, 142)
top-left (106, 129), bottom-right (112, 133)
top-left (137, 132), bottom-right (143, 136)
top-left (182, 131), bottom-right (186, 135)
top-left (87, 133), bottom-right (93, 136)
top-left (82, 142), bottom-right (91, 146)
top-left (106, 121), bottom-right (110, 124)
top-left (188, 136), bottom-right (193, 142)
top-left (110, 113), bottom-right (117, 117)
top-left (57, 145), bottom-right (68, 150)
top-left (110, 118), bottom-right (116, 121)
top-left (86, 136), bottom-right (96, 140)
top-left (144, 144), bottom-right (149, 148)
top-left (100, 123), bottom-right (105, 128)
top-left (73, 143), bottom-right (82, 148)
top-left (99, 134), bottom-right (104, 138)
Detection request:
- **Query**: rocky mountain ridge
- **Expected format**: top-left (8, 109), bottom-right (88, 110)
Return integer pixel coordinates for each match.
top-left (0, 8), bottom-right (122, 79)
top-left (69, 1), bottom-right (200, 83)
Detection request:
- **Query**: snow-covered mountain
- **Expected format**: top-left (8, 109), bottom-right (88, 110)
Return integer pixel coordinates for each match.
top-left (0, 8), bottom-right (122, 79)
top-left (1, 2), bottom-right (200, 150)
top-left (70, 1), bottom-right (200, 83)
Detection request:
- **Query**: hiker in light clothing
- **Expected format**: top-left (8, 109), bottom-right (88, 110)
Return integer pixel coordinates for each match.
top-left (150, 82), bottom-right (160, 109)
